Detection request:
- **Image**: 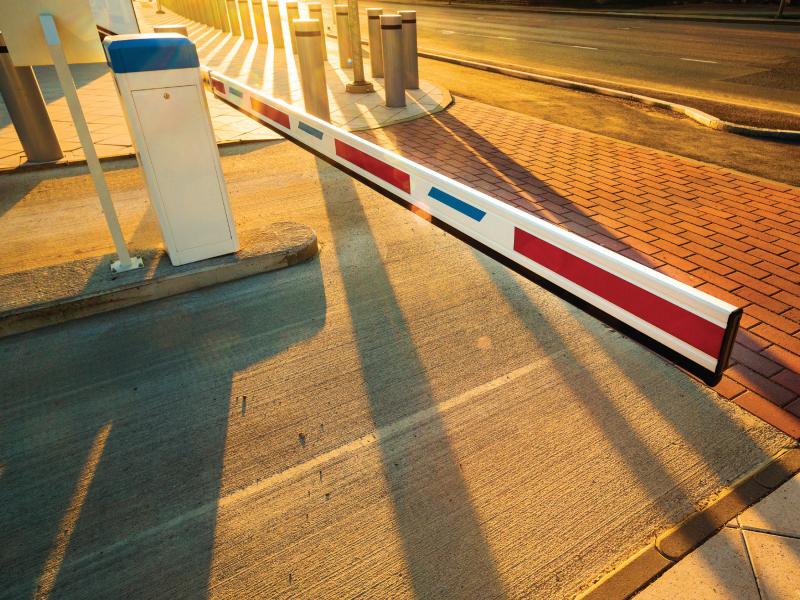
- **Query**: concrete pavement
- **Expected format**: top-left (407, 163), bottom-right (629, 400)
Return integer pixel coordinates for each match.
top-left (0, 141), bottom-right (789, 599)
top-left (358, 97), bottom-right (800, 438)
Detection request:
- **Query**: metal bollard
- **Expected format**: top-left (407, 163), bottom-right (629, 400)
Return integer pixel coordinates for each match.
top-left (153, 24), bottom-right (190, 36)
top-left (286, 1), bottom-right (301, 55)
top-left (226, 0), bottom-right (242, 35)
top-left (206, 0), bottom-right (220, 28)
top-left (366, 8), bottom-right (382, 78)
top-left (217, 0), bottom-right (232, 31)
top-left (0, 33), bottom-right (62, 163)
top-left (294, 19), bottom-right (330, 121)
top-left (210, 0), bottom-right (224, 29)
top-left (334, 4), bottom-right (352, 68)
top-left (379, 14), bottom-right (404, 107)
top-left (267, 0), bottom-right (284, 48)
top-left (252, 0), bottom-right (269, 43)
top-left (307, 3), bottom-right (327, 60)
top-left (398, 10), bottom-right (418, 89)
top-left (201, 0), bottom-right (214, 25)
top-left (238, 0), bottom-right (254, 39)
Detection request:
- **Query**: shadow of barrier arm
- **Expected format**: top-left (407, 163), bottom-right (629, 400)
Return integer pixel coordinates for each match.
top-left (200, 67), bottom-right (741, 386)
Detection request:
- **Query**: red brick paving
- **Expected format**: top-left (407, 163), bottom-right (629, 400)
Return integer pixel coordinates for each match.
top-left (358, 98), bottom-right (800, 439)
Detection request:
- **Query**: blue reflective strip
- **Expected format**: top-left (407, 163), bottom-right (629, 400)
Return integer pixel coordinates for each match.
top-left (298, 121), bottom-right (323, 139)
top-left (229, 87), bottom-right (243, 98)
top-left (428, 187), bottom-right (486, 222)
top-left (103, 35), bottom-right (199, 73)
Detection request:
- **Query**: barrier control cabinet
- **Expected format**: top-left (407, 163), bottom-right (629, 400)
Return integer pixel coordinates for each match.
top-left (103, 34), bottom-right (238, 266)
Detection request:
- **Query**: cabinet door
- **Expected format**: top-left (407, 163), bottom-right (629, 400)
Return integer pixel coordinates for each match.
top-left (132, 84), bottom-right (233, 253)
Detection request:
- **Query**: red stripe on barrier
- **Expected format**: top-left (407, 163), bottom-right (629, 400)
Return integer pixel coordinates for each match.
top-left (335, 140), bottom-right (411, 194)
top-left (250, 98), bottom-right (290, 129)
top-left (211, 78), bottom-right (226, 95)
top-left (513, 228), bottom-right (725, 358)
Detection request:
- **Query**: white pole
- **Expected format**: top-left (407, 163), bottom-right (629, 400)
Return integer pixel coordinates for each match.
top-left (39, 14), bottom-right (142, 273)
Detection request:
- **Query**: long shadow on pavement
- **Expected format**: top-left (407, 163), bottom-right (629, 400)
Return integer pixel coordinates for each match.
top-left (0, 255), bottom-right (326, 598)
top-left (361, 111), bottom-right (787, 591)
top-left (469, 247), bottom-right (779, 596)
top-left (315, 157), bottom-right (507, 599)
top-left (369, 108), bottom-right (780, 463)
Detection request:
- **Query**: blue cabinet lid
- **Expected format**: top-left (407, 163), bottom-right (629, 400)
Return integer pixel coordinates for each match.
top-left (103, 34), bottom-right (199, 73)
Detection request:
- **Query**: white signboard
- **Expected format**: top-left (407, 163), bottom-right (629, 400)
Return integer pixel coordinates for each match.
top-left (91, 0), bottom-right (140, 35)
top-left (0, 0), bottom-right (105, 66)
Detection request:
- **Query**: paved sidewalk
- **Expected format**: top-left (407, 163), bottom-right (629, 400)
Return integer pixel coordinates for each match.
top-left (637, 472), bottom-right (800, 599)
top-left (135, 0), bottom-right (450, 130)
top-left (359, 97), bottom-right (800, 438)
top-left (0, 0), bottom-right (449, 169)
top-left (0, 65), bottom-right (274, 170)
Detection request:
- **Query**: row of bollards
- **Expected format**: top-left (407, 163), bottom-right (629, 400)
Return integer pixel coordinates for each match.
top-left (369, 10), bottom-right (419, 107)
top-left (292, 5), bottom-right (421, 113)
top-left (160, 1), bottom-right (420, 115)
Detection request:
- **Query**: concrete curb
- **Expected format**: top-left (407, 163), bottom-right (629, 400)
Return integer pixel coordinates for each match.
top-left (378, 0), bottom-right (800, 26)
top-left (418, 50), bottom-right (800, 141)
top-left (0, 222), bottom-right (318, 339)
top-left (0, 137), bottom-right (276, 174)
top-left (575, 446), bottom-right (800, 599)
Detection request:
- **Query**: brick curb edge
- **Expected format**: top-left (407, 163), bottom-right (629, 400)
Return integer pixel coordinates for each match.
top-left (575, 446), bottom-right (800, 599)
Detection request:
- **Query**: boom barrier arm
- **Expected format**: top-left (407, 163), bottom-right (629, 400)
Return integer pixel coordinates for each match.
top-left (202, 67), bottom-right (742, 385)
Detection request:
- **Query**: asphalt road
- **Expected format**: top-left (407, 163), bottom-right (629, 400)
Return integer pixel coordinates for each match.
top-left (356, 3), bottom-right (800, 116)
top-left (0, 143), bottom-right (787, 599)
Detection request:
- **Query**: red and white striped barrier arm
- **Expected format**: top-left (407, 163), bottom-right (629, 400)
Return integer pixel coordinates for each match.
top-left (203, 68), bottom-right (742, 384)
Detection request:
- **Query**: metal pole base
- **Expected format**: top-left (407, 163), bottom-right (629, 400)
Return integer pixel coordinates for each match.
top-left (111, 256), bottom-right (144, 274)
top-left (346, 80), bottom-right (374, 94)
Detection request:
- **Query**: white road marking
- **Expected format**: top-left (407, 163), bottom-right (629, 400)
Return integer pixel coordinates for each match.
top-left (55, 360), bottom-right (544, 563)
top-left (570, 45), bottom-right (598, 50)
top-left (680, 57), bottom-right (719, 64)
top-left (440, 29), bottom-right (517, 41)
